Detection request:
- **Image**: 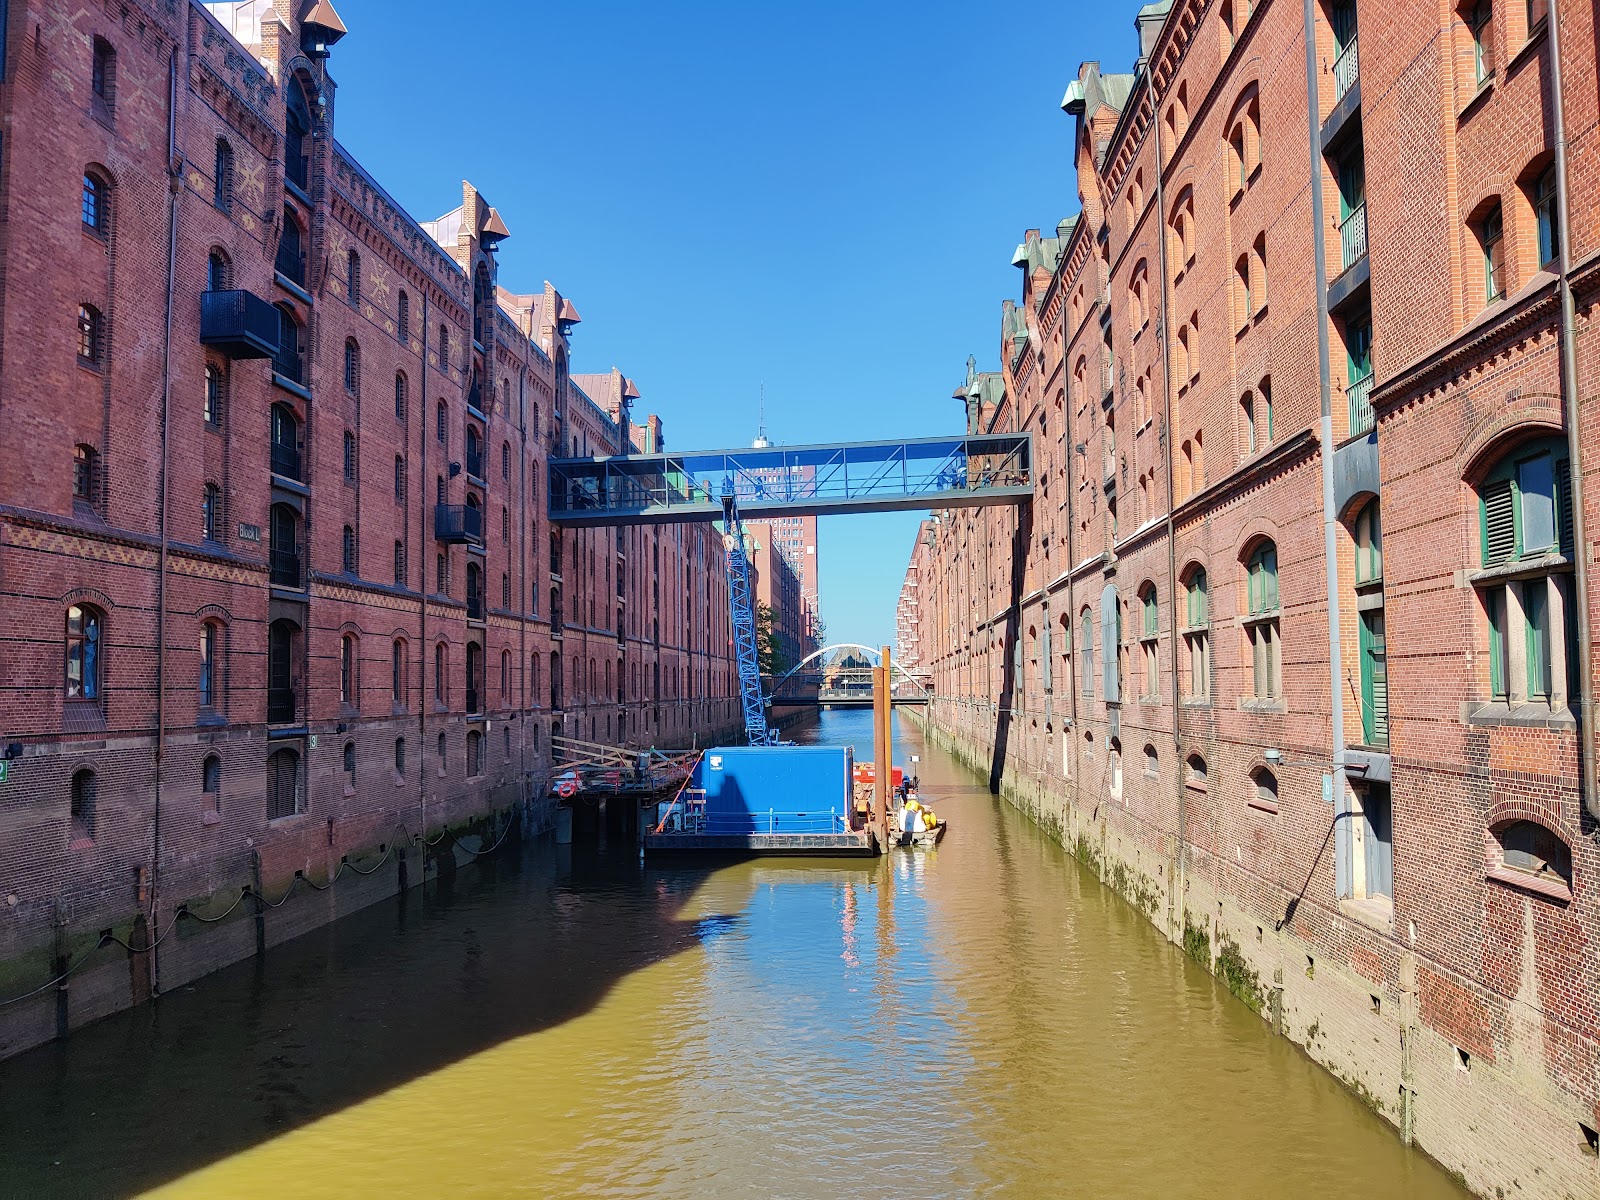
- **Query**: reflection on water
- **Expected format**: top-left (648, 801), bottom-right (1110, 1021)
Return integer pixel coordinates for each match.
top-left (0, 712), bottom-right (1467, 1199)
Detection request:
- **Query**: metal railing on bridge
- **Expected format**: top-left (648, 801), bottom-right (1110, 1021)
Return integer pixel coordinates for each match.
top-left (546, 433), bottom-right (1033, 526)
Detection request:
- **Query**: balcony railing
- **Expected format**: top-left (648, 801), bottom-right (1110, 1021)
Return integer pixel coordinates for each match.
top-left (1332, 34), bottom-right (1359, 101)
top-left (200, 290), bottom-right (279, 359)
top-left (269, 547), bottom-right (302, 588)
top-left (267, 687), bottom-right (298, 725)
top-left (466, 687), bottom-right (481, 716)
top-left (434, 503), bottom-right (484, 544)
top-left (465, 447), bottom-right (484, 480)
top-left (271, 442), bottom-right (302, 481)
top-left (466, 592), bottom-right (485, 621)
top-left (1348, 372), bottom-right (1375, 437)
top-left (1339, 203), bottom-right (1368, 271)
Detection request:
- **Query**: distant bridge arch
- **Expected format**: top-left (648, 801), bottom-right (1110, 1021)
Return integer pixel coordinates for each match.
top-left (766, 643), bottom-right (931, 707)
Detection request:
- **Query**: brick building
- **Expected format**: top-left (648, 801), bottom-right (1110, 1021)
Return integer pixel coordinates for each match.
top-left (904, 0), bottom-right (1600, 1193)
top-left (0, 0), bottom-right (741, 1058)
top-left (745, 521), bottom-right (805, 673)
top-left (748, 425), bottom-right (822, 653)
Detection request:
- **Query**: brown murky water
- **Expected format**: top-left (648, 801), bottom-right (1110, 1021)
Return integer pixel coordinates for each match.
top-left (0, 710), bottom-right (1467, 1199)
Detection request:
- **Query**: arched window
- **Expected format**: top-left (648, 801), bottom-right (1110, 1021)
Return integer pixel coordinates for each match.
top-left (273, 303), bottom-right (303, 383)
top-left (284, 76), bottom-right (312, 190)
top-left (394, 455), bottom-right (407, 503)
top-left (393, 539), bottom-right (406, 586)
top-left (1478, 202), bottom-right (1505, 304)
top-left (267, 748), bottom-right (301, 820)
top-left (436, 551), bottom-right (448, 595)
top-left (77, 304), bottom-right (104, 367)
top-left (73, 444), bottom-right (100, 503)
top-left (82, 171), bottom-right (108, 235)
top-left (437, 401), bottom-right (448, 445)
top-left (206, 248), bottom-right (231, 293)
top-left (202, 482), bottom-right (222, 542)
top-left (550, 650), bottom-right (562, 708)
top-left (1138, 583), bottom-right (1159, 698)
top-left (204, 364), bottom-right (224, 426)
top-left (394, 371), bottom-right (408, 421)
top-left (202, 755), bottom-right (222, 811)
top-left (1186, 753), bottom-right (1208, 789)
top-left (340, 633), bottom-right (358, 705)
top-left (394, 737), bottom-right (407, 777)
top-left (343, 429), bottom-right (357, 481)
top-left (438, 324), bottom-right (450, 373)
top-left (1144, 744), bottom-right (1159, 776)
top-left (466, 730), bottom-right (483, 778)
top-left (392, 638), bottom-right (406, 704)
top-left (466, 641), bottom-right (484, 714)
top-left (344, 339), bottom-right (361, 395)
top-left (1353, 499), bottom-right (1382, 584)
top-left (275, 207), bottom-right (305, 286)
top-left (71, 769), bottom-right (97, 842)
top-left (346, 249), bottom-right (361, 308)
top-left (342, 740), bottom-right (356, 782)
top-left (437, 732), bottom-right (447, 772)
top-left (1477, 436), bottom-right (1575, 706)
top-left (269, 503), bottom-right (302, 587)
top-left (91, 37), bottom-right (116, 112)
top-left (1531, 166), bottom-right (1559, 267)
top-left (66, 604), bottom-right (104, 700)
top-left (1183, 565), bottom-right (1210, 699)
top-left (1465, 0), bottom-right (1493, 85)
top-left (502, 441), bottom-right (511, 480)
top-left (1249, 767), bottom-right (1279, 813)
top-left (1078, 608), bottom-right (1095, 698)
top-left (1495, 821), bottom-right (1573, 891)
top-left (398, 291), bottom-right (411, 344)
top-left (501, 649), bottom-right (511, 701)
top-left (213, 139), bottom-right (234, 211)
top-left (198, 620), bottom-right (219, 709)
top-left (434, 642), bottom-right (447, 702)
top-left (341, 524), bottom-right (357, 574)
top-left (1245, 542), bottom-right (1281, 701)
top-left (270, 403), bottom-right (301, 480)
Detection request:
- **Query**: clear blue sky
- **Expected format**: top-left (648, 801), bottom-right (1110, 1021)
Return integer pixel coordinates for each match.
top-left (330, 0), bottom-right (1131, 649)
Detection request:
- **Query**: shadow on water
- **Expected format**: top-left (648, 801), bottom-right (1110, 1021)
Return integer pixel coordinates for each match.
top-left (0, 838), bottom-right (748, 1199)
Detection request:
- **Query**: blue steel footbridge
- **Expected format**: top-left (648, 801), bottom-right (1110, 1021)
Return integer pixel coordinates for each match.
top-left (545, 432), bottom-right (1033, 526)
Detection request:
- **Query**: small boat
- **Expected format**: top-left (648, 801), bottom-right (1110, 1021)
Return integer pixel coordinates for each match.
top-left (900, 820), bottom-right (946, 849)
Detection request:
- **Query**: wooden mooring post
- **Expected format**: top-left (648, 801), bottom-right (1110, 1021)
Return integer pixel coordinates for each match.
top-left (873, 644), bottom-right (894, 852)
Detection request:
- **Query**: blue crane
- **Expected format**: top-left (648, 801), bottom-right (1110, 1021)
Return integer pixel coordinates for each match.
top-left (720, 479), bottom-right (776, 746)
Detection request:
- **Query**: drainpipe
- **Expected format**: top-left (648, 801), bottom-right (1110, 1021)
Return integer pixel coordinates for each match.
top-left (150, 43), bottom-right (182, 995)
top-left (1544, 0), bottom-right (1599, 822)
top-left (1151, 81), bottom-right (1186, 936)
top-left (1302, 0), bottom-right (1350, 862)
top-left (418, 295), bottom-right (429, 835)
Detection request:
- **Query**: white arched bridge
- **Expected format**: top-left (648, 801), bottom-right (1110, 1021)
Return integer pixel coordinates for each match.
top-left (764, 643), bottom-right (933, 709)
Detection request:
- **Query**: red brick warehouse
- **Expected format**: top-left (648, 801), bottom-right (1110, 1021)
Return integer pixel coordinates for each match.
top-left (0, 0), bottom-right (745, 1058)
top-left (902, 0), bottom-right (1600, 1195)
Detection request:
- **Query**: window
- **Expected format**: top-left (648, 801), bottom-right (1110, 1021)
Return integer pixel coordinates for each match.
top-left (274, 304), bottom-right (303, 383)
top-left (437, 732), bottom-right (447, 773)
top-left (267, 618), bottom-right (299, 723)
top-left (1354, 499), bottom-right (1382, 584)
top-left (285, 77), bottom-right (311, 191)
top-left (73, 444), bottom-right (99, 503)
top-left (502, 571), bottom-right (510, 607)
top-left (1139, 584), bottom-right (1159, 698)
top-left (344, 339), bottom-right (360, 395)
top-left (203, 364), bottom-right (224, 427)
top-left (394, 539), bottom-right (406, 587)
top-left (1480, 203), bottom-right (1505, 303)
top-left (437, 401), bottom-right (448, 445)
top-left (65, 604), bottom-right (103, 700)
top-left (276, 208), bottom-right (305, 287)
top-left (467, 730), bottom-right (483, 777)
top-left (502, 442), bottom-right (511, 480)
top-left (1186, 754), bottom-right (1208, 788)
top-left (1353, 783), bottom-right (1393, 900)
top-left (394, 455), bottom-right (407, 503)
top-left (198, 621), bottom-right (218, 708)
top-left (1252, 235), bottom-right (1267, 312)
top-left (202, 755), bottom-right (222, 809)
top-left (395, 737), bottom-right (407, 778)
top-left (342, 525), bottom-right (357, 574)
top-left (1468, 0), bottom-right (1493, 84)
top-left (1532, 167), bottom-right (1559, 267)
top-left (267, 748), bottom-right (301, 820)
top-left (340, 634), bottom-right (357, 706)
top-left (1496, 821), bottom-right (1572, 889)
top-left (91, 37), bottom-right (115, 112)
top-left (1235, 255), bottom-right (1251, 330)
top-left (434, 642), bottom-right (447, 702)
top-left (1249, 767), bottom-right (1279, 813)
top-left (202, 482), bottom-right (221, 542)
top-left (77, 304), bottom-right (104, 367)
top-left (343, 740), bottom-right (356, 782)
top-left (213, 139), bottom-right (234, 212)
top-left (1109, 739), bottom-right (1123, 800)
top-left (501, 649), bottom-right (511, 700)
top-left (436, 551), bottom-right (448, 595)
top-left (436, 476), bottom-right (446, 506)
top-left (1144, 744), bottom-right (1159, 776)
top-left (82, 172), bottom-right (107, 235)
top-left (395, 372), bottom-right (408, 421)
top-left (392, 638), bottom-right (406, 704)
top-left (438, 324), bottom-right (450, 372)
top-left (346, 249), bottom-right (361, 308)
top-left (1079, 608), bottom-right (1095, 697)
top-left (1245, 542), bottom-right (1281, 700)
top-left (1345, 309), bottom-right (1374, 435)
top-left (71, 769), bottom-right (97, 842)
top-left (398, 291), bottom-right (411, 344)
top-left (1359, 610), bottom-right (1389, 745)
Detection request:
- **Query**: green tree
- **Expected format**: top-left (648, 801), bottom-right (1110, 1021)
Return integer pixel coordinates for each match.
top-left (756, 603), bottom-right (788, 677)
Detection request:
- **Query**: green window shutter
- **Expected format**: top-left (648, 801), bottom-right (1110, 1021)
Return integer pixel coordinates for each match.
top-left (1361, 612), bottom-right (1388, 747)
top-left (1556, 458), bottom-right (1575, 557)
top-left (1486, 586), bottom-right (1508, 699)
top-left (1525, 581), bottom-right (1551, 699)
top-left (1481, 478), bottom-right (1516, 565)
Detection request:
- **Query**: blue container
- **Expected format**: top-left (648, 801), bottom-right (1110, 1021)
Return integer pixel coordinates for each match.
top-left (692, 746), bottom-right (854, 835)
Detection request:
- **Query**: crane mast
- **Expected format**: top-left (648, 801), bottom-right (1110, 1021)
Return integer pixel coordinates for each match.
top-left (720, 480), bottom-right (775, 745)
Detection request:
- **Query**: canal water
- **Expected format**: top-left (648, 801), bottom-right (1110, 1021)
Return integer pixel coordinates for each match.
top-left (0, 710), bottom-right (1467, 1199)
